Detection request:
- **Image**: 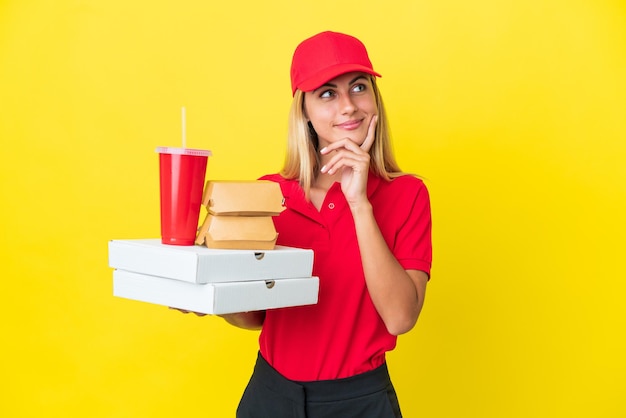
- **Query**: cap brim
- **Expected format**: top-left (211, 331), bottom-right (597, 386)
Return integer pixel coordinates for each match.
top-left (296, 64), bottom-right (382, 93)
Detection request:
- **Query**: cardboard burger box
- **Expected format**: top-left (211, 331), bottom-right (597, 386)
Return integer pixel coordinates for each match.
top-left (195, 181), bottom-right (285, 250)
top-left (202, 180), bottom-right (285, 216)
top-left (195, 215), bottom-right (278, 250)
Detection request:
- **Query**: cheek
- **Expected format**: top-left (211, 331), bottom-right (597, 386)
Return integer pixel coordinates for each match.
top-left (356, 94), bottom-right (378, 113)
top-left (304, 101), bottom-right (320, 122)
top-left (307, 108), bottom-right (332, 129)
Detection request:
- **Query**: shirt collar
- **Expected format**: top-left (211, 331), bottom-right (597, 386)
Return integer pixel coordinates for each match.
top-left (281, 171), bottom-right (383, 209)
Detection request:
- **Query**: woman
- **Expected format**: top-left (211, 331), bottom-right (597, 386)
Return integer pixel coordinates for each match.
top-left (223, 31), bottom-right (432, 418)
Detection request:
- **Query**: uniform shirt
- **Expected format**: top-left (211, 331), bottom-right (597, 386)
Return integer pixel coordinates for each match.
top-left (258, 172), bottom-right (432, 381)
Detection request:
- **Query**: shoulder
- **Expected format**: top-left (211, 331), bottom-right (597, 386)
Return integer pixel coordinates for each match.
top-left (370, 174), bottom-right (430, 216)
top-left (258, 173), bottom-right (302, 198)
top-left (390, 174), bottom-right (426, 188)
top-left (376, 174), bottom-right (428, 197)
top-left (258, 173), bottom-right (285, 182)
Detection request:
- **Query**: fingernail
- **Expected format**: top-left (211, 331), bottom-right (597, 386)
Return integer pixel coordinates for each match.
top-left (320, 147), bottom-right (327, 154)
top-left (321, 165), bottom-right (326, 172)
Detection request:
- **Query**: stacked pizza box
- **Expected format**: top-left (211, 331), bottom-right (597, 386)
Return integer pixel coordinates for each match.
top-left (109, 181), bottom-right (318, 315)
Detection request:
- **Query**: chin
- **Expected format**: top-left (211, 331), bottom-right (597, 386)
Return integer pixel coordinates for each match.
top-left (335, 134), bottom-right (364, 145)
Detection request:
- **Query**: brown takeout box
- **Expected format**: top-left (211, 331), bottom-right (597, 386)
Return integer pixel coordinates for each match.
top-left (195, 214), bottom-right (278, 250)
top-left (202, 180), bottom-right (285, 216)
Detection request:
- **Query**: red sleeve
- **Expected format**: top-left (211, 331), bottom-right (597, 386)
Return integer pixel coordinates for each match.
top-left (393, 178), bottom-right (432, 277)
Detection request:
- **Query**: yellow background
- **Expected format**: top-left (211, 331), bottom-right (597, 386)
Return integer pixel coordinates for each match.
top-left (1, 0), bottom-right (625, 416)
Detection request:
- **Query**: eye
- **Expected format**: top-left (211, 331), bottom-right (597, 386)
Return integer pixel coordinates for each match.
top-left (351, 83), bottom-right (367, 93)
top-left (319, 89), bottom-right (335, 99)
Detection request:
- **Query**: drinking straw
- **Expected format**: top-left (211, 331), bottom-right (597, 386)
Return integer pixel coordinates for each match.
top-left (181, 106), bottom-right (187, 149)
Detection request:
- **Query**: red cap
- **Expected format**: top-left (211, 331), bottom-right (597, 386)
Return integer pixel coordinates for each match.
top-left (290, 31), bottom-right (382, 96)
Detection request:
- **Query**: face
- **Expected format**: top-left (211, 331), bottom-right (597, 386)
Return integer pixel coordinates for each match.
top-left (304, 72), bottom-right (378, 148)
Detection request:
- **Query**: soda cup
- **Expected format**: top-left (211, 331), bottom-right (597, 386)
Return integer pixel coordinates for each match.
top-left (156, 147), bottom-right (211, 245)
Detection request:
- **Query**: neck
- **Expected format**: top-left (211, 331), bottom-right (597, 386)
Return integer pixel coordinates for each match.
top-left (312, 171), bottom-right (340, 191)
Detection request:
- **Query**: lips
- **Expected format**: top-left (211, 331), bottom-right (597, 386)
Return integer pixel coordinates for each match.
top-left (335, 119), bottom-right (363, 130)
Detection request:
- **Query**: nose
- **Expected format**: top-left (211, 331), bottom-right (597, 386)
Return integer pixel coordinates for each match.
top-left (338, 93), bottom-right (357, 115)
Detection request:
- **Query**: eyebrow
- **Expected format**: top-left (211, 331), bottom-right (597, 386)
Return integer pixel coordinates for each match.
top-left (315, 75), bottom-right (367, 91)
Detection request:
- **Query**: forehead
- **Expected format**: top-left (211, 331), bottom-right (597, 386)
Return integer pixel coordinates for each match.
top-left (323, 71), bottom-right (370, 86)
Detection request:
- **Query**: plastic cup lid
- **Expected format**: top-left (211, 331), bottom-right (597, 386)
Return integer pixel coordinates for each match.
top-left (155, 147), bottom-right (212, 157)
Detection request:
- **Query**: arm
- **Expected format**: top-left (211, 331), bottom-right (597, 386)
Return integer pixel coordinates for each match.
top-left (170, 308), bottom-right (266, 330)
top-left (218, 311), bottom-right (266, 330)
top-left (351, 202), bottom-right (428, 335)
top-left (320, 116), bottom-right (428, 335)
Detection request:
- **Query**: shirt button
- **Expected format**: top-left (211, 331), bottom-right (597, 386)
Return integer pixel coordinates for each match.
top-left (328, 203), bottom-right (335, 209)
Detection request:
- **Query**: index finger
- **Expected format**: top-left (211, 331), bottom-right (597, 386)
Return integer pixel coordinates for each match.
top-left (360, 115), bottom-right (378, 152)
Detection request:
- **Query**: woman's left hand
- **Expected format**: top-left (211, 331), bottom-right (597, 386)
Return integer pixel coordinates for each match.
top-left (169, 307), bottom-right (207, 316)
top-left (320, 115), bottom-right (377, 208)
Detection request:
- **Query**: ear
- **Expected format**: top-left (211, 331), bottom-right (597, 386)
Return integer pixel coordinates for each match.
top-left (302, 94), bottom-right (309, 119)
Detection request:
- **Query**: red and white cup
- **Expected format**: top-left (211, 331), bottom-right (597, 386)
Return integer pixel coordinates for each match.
top-left (156, 147), bottom-right (211, 245)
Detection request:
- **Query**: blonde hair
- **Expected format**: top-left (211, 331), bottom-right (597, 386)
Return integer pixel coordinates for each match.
top-left (280, 76), bottom-right (404, 199)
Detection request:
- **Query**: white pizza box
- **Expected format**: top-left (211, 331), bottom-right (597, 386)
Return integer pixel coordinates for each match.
top-left (108, 239), bottom-right (313, 284)
top-left (113, 269), bottom-right (319, 315)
